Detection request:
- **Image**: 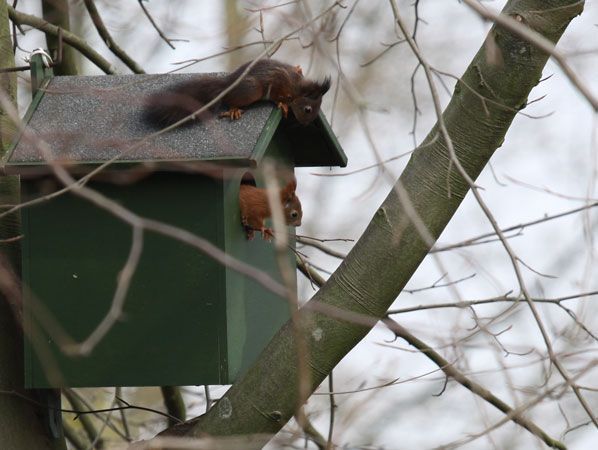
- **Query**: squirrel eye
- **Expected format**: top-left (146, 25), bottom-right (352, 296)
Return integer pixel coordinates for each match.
top-left (303, 106), bottom-right (312, 114)
top-left (291, 211), bottom-right (298, 218)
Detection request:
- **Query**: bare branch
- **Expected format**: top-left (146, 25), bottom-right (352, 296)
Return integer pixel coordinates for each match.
top-left (388, 290), bottom-right (598, 314)
top-left (62, 388), bottom-right (105, 449)
top-left (137, 0), bottom-right (176, 49)
top-left (390, 0), bottom-right (596, 427)
top-left (385, 318), bottom-right (567, 450)
top-left (7, 4), bottom-right (117, 74)
top-left (297, 259), bottom-right (566, 449)
top-left (83, 0), bottom-right (146, 74)
top-left (433, 201), bottom-right (598, 253)
top-left (296, 236), bottom-right (347, 259)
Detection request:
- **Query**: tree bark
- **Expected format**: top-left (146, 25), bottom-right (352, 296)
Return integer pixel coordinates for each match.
top-left (160, 386), bottom-right (187, 427)
top-left (41, 0), bottom-right (78, 75)
top-left (148, 0), bottom-right (585, 447)
top-left (0, 3), bottom-right (66, 450)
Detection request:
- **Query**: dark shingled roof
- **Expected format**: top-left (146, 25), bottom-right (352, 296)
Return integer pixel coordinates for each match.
top-left (4, 73), bottom-right (347, 171)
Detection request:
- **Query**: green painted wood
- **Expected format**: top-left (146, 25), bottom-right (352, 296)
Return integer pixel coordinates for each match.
top-left (2, 56), bottom-right (52, 167)
top-left (23, 173), bottom-right (228, 387)
top-left (251, 108), bottom-right (282, 164)
top-left (224, 134), bottom-right (294, 381)
top-left (315, 112), bottom-right (347, 167)
top-left (14, 65), bottom-right (337, 388)
top-left (281, 111), bottom-right (348, 168)
top-left (1, 75), bottom-right (50, 167)
top-left (222, 171), bottom-right (246, 382)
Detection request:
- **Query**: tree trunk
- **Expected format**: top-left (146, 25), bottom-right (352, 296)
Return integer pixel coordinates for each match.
top-left (224, 0), bottom-right (250, 70)
top-left (41, 0), bottom-right (78, 75)
top-left (161, 386), bottom-right (187, 427)
top-left (0, 3), bottom-right (67, 449)
top-left (150, 0), bottom-right (584, 447)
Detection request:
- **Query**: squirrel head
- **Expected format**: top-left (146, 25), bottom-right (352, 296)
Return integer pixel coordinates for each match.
top-left (280, 179), bottom-right (302, 227)
top-left (290, 76), bottom-right (331, 125)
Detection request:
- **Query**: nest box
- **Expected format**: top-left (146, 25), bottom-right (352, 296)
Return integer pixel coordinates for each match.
top-left (3, 57), bottom-right (346, 388)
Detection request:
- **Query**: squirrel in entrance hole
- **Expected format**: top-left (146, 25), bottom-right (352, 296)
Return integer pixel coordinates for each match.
top-left (239, 179), bottom-right (302, 241)
top-left (143, 58), bottom-right (331, 126)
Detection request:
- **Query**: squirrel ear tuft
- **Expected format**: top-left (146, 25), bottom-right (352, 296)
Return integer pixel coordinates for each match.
top-left (304, 77), bottom-right (331, 99)
top-left (319, 76), bottom-right (331, 96)
top-left (286, 179), bottom-right (297, 192)
top-left (281, 179), bottom-right (297, 200)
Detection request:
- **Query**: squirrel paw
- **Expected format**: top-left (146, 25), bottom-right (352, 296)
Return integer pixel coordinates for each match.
top-left (294, 65), bottom-right (303, 76)
top-left (261, 228), bottom-right (274, 241)
top-left (277, 102), bottom-right (289, 118)
top-left (245, 228), bottom-right (255, 240)
top-left (220, 108), bottom-right (244, 120)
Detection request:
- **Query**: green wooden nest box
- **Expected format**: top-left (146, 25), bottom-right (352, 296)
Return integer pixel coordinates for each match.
top-left (2, 59), bottom-right (347, 388)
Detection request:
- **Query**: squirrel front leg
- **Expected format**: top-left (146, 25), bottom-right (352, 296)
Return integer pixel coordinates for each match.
top-left (242, 214), bottom-right (273, 241)
top-left (220, 107), bottom-right (244, 120)
top-left (241, 215), bottom-right (255, 240)
top-left (276, 102), bottom-right (289, 118)
top-left (260, 227), bottom-right (274, 241)
top-left (220, 78), bottom-right (264, 120)
top-left (276, 93), bottom-right (294, 118)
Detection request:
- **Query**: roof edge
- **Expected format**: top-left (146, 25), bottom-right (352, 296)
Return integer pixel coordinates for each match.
top-left (316, 111), bottom-right (347, 168)
top-left (1, 76), bottom-right (52, 168)
top-left (251, 107), bottom-right (282, 163)
top-left (2, 158), bottom-right (256, 178)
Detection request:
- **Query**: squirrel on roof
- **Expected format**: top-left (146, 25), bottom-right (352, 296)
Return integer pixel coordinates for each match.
top-left (143, 58), bottom-right (331, 127)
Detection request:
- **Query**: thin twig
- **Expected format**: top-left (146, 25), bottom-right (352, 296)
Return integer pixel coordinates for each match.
top-left (137, 0), bottom-right (176, 49)
top-left (63, 388), bottom-right (105, 449)
top-left (70, 396), bottom-right (184, 425)
top-left (384, 318), bottom-right (567, 450)
top-left (404, 272), bottom-right (476, 294)
top-left (83, 0), bottom-right (145, 74)
top-left (390, 0), bottom-right (597, 427)
top-left (388, 290), bottom-right (598, 314)
top-left (326, 372), bottom-right (336, 450)
top-left (63, 389), bottom-right (129, 441)
top-left (439, 360), bottom-right (596, 449)
top-left (310, 148), bottom-right (415, 177)
top-left (296, 236), bottom-right (347, 259)
top-left (295, 260), bottom-right (567, 449)
top-left (432, 201), bottom-right (598, 253)
top-left (115, 387), bottom-right (131, 441)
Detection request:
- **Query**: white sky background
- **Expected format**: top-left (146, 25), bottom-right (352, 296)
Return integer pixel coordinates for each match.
top-left (11, 0), bottom-right (598, 449)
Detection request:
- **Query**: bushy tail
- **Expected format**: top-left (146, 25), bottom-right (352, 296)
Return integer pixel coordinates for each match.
top-left (142, 76), bottom-right (228, 127)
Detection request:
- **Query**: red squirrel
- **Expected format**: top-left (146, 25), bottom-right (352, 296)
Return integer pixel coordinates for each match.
top-left (144, 58), bottom-right (331, 126)
top-left (239, 179), bottom-right (302, 240)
